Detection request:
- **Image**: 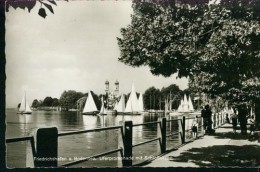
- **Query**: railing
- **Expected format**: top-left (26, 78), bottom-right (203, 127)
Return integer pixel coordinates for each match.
top-left (6, 112), bottom-right (226, 168)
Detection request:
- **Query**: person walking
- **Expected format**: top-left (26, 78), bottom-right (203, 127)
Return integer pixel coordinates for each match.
top-left (201, 106), bottom-right (207, 134)
top-left (230, 108), bottom-right (238, 133)
top-left (203, 104), bottom-right (213, 134)
top-left (191, 116), bottom-right (199, 139)
top-left (238, 104), bottom-right (248, 135)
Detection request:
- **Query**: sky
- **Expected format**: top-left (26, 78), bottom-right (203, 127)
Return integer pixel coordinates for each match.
top-left (5, 1), bottom-right (188, 108)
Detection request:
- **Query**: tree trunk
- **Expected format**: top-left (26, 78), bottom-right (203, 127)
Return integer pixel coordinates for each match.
top-left (0, 1), bottom-right (6, 169)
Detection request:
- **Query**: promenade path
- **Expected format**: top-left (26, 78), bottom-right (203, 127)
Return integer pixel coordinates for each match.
top-left (144, 123), bottom-right (260, 168)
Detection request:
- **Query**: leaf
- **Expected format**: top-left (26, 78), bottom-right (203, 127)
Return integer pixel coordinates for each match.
top-left (6, 0), bottom-right (36, 13)
top-left (43, 2), bottom-right (54, 14)
top-left (47, 0), bottom-right (57, 6)
top-left (26, 0), bottom-right (36, 13)
top-left (38, 8), bottom-right (47, 18)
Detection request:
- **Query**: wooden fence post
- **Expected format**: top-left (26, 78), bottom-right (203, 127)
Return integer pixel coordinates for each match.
top-left (182, 116), bottom-right (186, 144)
top-left (34, 127), bottom-right (58, 167)
top-left (159, 118), bottom-right (166, 153)
top-left (122, 121), bottom-right (132, 167)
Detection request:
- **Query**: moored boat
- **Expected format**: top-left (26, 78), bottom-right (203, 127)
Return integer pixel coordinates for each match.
top-left (98, 96), bottom-right (107, 116)
top-left (17, 92), bottom-right (32, 114)
top-left (82, 91), bottom-right (98, 115)
top-left (124, 83), bottom-right (141, 115)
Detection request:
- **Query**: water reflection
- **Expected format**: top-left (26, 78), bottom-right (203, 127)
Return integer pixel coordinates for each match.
top-left (82, 115), bottom-right (97, 130)
top-left (18, 114), bottom-right (33, 136)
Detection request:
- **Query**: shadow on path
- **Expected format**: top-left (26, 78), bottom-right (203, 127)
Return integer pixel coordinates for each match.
top-left (169, 145), bottom-right (260, 167)
top-left (211, 131), bottom-right (259, 142)
top-left (213, 132), bottom-right (249, 140)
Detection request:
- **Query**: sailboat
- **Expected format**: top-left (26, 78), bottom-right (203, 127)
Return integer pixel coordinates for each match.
top-left (17, 92), bottom-right (32, 114)
top-left (182, 94), bottom-right (189, 112)
top-left (115, 94), bottom-right (125, 114)
top-left (124, 83), bottom-right (141, 115)
top-left (177, 99), bottom-right (184, 113)
top-left (188, 96), bottom-right (194, 112)
top-left (82, 91), bottom-right (98, 115)
top-left (98, 96), bottom-right (107, 116)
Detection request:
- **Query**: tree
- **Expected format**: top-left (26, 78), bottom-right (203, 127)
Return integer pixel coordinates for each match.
top-left (143, 86), bottom-right (161, 110)
top-left (42, 96), bottom-right (53, 107)
top-left (117, 1), bottom-right (208, 78)
top-left (31, 99), bottom-right (40, 108)
top-left (52, 98), bottom-right (59, 106)
top-left (59, 90), bottom-right (84, 110)
top-left (118, 1), bottom-right (260, 116)
top-left (161, 84), bottom-right (181, 109)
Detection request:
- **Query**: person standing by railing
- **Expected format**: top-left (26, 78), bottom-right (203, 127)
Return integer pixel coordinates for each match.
top-left (191, 116), bottom-right (199, 139)
top-left (202, 104), bottom-right (213, 134)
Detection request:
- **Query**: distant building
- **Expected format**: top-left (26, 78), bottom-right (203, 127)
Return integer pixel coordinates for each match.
top-left (105, 80), bottom-right (120, 110)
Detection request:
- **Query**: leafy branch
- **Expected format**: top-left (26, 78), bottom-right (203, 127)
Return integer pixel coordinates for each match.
top-left (5, 0), bottom-right (64, 18)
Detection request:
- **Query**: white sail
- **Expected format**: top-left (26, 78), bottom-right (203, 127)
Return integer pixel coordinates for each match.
top-left (99, 96), bottom-right (105, 114)
top-left (182, 94), bottom-right (189, 112)
top-left (116, 94), bottom-right (125, 113)
top-left (178, 99), bottom-right (184, 112)
top-left (177, 101), bottom-right (183, 112)
top-left (188, 96), bottom-right (194, 112)
top-left (138, 93), bottom-right (144, 112)
top-left (124, 83), bottom-right (139, 113)
top-left (19, 95), bottom-right (26, 112)
top-left (83, 91), bottom-right (98, 113)
top-left (25, 101), bottom-right (32, 113)
top-left (19, 92), bottom-right (32, 113)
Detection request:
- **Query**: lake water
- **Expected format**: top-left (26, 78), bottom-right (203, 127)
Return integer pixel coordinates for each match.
top-left (6, 108), bottom-right (199, 168)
